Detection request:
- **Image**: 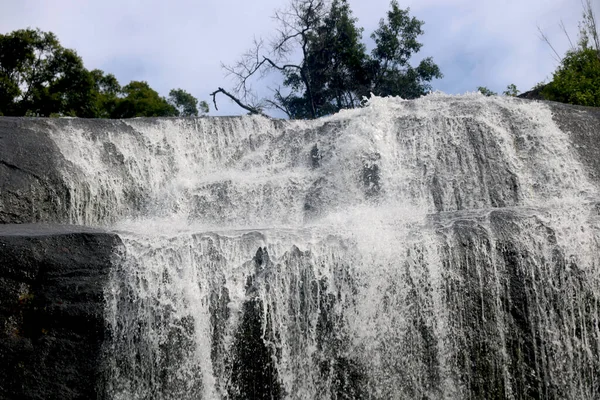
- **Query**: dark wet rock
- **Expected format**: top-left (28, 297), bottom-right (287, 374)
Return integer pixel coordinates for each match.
top-left (0, 118), bottom-right (71, 224)
top-left (228, 248), bottom-right (282, 400)
top-left (303, 177), bottom-right (328, 220)
top-left (362, 162), bottom-right (381, 198)
top-left (0, 226), bottom-right (122, 400)
top-left (433, 209), bottom-right (600, 399)
top-left (310, 144), bottom-right (321, 168)
top-left (362, 153), bottom-right (382, 198)
top-left (518, 85), bottom-right (547, 101)
top-left (548, 102), bottom-right (600, 181)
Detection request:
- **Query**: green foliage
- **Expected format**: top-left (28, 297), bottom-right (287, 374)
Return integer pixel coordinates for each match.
top-left (533, 0), bottom-right (599, 107)
top-left (168, 88), bottom-right (206, 117)
top-left (91, 69), bottom-right (121, 118)
top-left (369, 1), bottom-right (442, 99)
top-left (503, 84), bottom-right (519, 97)
top-left (477, 86), bottom-right (497, 96)
top-left (541, 48), bottom-right (600, 107)
top-left (0, 28), bottom-right (207, 118)
top-left (198, 101), bottom-right (209, 115)
top-left (577, 0), bottom-right (599, 54)
top-left (225, 0), bottom-right (442, 119)
top-left (282, 0), bottom-right (368, 118)
top-left (297, 0), bottom-right (441, 117)
top-left (0, 28), bottom-right (95, 117)
top-left (112, 81), bottom-right (178, 118)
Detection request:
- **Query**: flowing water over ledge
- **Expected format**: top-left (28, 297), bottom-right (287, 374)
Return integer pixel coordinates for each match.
top-left (41, 94), bottom-right (600, 399)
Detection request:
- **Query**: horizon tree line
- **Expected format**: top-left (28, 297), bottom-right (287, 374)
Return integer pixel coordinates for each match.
top-left (0, 28), bottom-right (207, 118)
top-left (0, 0), bottom-right (598, 119)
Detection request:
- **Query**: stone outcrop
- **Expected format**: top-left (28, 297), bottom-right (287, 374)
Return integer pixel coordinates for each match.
top-left (547, 102), bottom-right (600, 180)
top-left (0, 118), bottom-right (71, 224)
top-left (0, 97), bottom-right (599, 399)
top-left (0, 225), bottom-right (122, 400)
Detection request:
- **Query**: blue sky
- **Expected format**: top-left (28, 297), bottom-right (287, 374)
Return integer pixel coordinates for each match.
top-left (0, 0), bottom-right (590, 116)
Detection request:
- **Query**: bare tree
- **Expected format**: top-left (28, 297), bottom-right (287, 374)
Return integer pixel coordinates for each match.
top-left (214, 0), bottom-right (328, 118)
top-left (579, 0), bottom-right (599, 57)
top-left (539, 0), bottom-right (599, 61)
top-left (209, 87), bottom-right (264, 115)
top-left (213, 0), bottom-right (441, 118)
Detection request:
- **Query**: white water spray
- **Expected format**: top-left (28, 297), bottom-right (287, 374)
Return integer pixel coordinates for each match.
top-left (46, 94), bottom-right (600, 399)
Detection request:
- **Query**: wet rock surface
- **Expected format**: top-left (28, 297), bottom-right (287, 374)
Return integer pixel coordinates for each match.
top-left (547, 101), bottom-right (600, 181)
top-left (0, 118), bottom-right (71, 224)
top-left (0, 226), bottom-right (122, 400)
top-left (0, 98), bottom-right (599, 399)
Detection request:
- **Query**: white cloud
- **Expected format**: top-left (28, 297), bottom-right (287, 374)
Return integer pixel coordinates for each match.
top-left (0, 0), bottom-right (592, 115)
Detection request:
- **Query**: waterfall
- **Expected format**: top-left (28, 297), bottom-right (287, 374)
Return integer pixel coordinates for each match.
top-left (46, 94), bottom-right (600, 399)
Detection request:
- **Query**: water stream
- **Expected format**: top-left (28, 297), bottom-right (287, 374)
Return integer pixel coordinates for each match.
top-left (47, 94), bottom-right (600, 399)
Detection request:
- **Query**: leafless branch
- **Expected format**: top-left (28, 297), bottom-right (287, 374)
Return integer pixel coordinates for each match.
top-left (581, 0), bottom-right (599, 56)
top-left (216, 0), bottom-right (328, 118)
top-left (538, 25), bottom-right (563, 63)
top-left (266, 86), bottom-right (294, 118)
top-left (209, 87), bottom-right (266, 116)
top-left (559, 20), bottom-right (575, 50)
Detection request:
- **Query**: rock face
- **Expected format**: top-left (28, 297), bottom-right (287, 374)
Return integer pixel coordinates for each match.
top-left (0, 225), bottom-right (122, 400)
top-left (0, 118), bottom-right (72, 224)
top-left (547, 102), bottom-right (600, 179)
top-left (1, 96), bottom-right (600, 399)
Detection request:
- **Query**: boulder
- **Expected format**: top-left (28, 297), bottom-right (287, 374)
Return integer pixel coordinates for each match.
top-left (0, 225), bottom-right (122, 400)
top-left (0, 118), bottom-right (70, 224)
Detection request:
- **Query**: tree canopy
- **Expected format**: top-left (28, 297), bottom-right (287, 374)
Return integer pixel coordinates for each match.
top-left (541, 48), bottom-right (600, 107)
top-left (0, 29), bottom-right (95, 117)
top-left (536, 0), bottom-right (600, 107)
top-left (0, 28), bottom-right (207, 118)
top-left (169, 88), bottom-right (209, 117)
top-left (214, 0), bottom-right (442, 119)
top-left (477, 87), bottom-right (497, 97)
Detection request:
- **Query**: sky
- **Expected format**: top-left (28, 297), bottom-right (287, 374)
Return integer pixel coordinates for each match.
top-left (0, 0), bottom-right (591, 117)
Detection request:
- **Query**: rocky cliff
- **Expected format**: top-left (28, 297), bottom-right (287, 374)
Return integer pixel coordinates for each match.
top-left (0, 225), bottom-right (122, 400)
top-left (1, 95), bottom-right (600, 399)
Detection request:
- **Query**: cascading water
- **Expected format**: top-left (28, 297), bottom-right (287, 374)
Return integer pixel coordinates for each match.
top-left (45, 94), bottom-right (600, 399)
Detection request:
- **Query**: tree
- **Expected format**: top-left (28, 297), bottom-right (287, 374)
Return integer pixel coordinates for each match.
top-left (214, 0), bottom-right (327, 118)
top-left (44, 48), bottom-right (97, 117)
top-left (215, 0), bottom-right (441, 119)
top-left (280, 0), bottom-right (368, 118)
top-left (477, 86), bottom-right (496, 96)
top-left (503, 84), bottom-right (519, 97)
top-left (112, 81), bottom-right (178, 118)
top-left (368, 1), bottom-right (442, 99)
top-left (541, 48), bottom-right (600, 107)
top-left (0, 28), bottom-right (210, 118)
top-left (535, 0), bottom-right (600, 107)
top-left (168, 88), bottom-right (208, 116)
top-left (0, 28), bottom-right (96, 117)
top-left (578, 0), bottom-right (599, 57)
top-left (90, 69), bottom-right (121, 118)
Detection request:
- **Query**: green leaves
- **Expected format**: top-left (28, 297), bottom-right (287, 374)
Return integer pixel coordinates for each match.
top-left (0, 28), bottom-right (208, 118)
top-left (503, 84), bottom-right (519, 97)
top-left (371, 2), bottom-right (423, 67)
top-left (0, 28), bottom-right (109, 117)
top-left (276, 0), bottom-right (441, 119)
top-left (542, 48), bottom-right (600, 107)
top-left (112, 81), bottom-right (178, 118)
top-left (90, 70), bottom-right (121, 118)
top-left (475, 85), bottom-right (519, 98)
top-left (0, 28), bottom-right (62, 116)
top-left (168, 88), bottom-right (206, 117)
top-left (288, 0), bottom-right (368, 117)
top-left (477, 87), bottom-right (497, 97)
top-left (533, 0), bottom-right (599, 107)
